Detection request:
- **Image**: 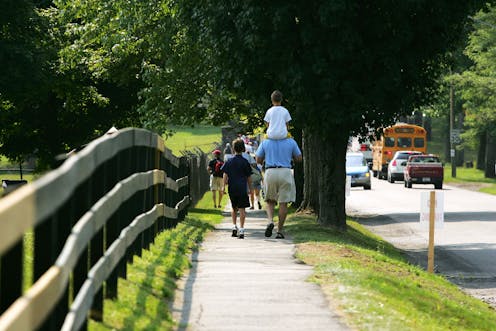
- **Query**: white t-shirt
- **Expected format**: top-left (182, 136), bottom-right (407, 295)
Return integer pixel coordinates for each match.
top-left (264, 106), bottom-right (291, 139)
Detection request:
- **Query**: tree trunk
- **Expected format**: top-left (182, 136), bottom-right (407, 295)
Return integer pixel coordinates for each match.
top-left (445, 115), bottom-right (451, 163)
top-left (423, 115), bottom-right (432, 141)
top-left (299, 130), bottom-right (320, 213)
top-left (315, 134), bottom-right (348, 230)
top-left (477, 131), bottom-right (486, 170)
top-left (455, 110), bottom-right (464, 167)
top-left (485, 132), bottom-right (496, 178)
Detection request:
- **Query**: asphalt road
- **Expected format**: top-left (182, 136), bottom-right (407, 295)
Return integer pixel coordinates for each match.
top-left (345, 176), bottom-right (496, 307)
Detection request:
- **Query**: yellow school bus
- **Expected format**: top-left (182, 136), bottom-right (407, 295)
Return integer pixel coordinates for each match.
top-left (372, 123), bottom-right (427, 179)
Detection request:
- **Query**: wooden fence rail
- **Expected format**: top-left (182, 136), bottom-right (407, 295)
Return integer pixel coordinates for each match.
top-left (0, 128), bottom-right (209, 331)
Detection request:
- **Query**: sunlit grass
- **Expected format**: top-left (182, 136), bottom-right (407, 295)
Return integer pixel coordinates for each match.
top-left (286, 214), bottom-right (496, 331)
top-left (163, 125), bottom-right (222, 154)
top-left (444, 164), bottom-right (496, 183)
top-left (88, 192), bottom-right (223, 331)
top-left (443, 164), bottom-right (496, 195)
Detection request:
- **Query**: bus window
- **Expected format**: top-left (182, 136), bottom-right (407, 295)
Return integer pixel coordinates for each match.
top-left (385, 137), bottom-right (395, 147)
top-left (397, 137), bottom-right (412, 147)
top-left (414, 137), bottom-right (424, 148)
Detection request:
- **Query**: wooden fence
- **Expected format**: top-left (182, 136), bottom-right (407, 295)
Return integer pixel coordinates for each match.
top-left (0, 128), bottom-right (209, 331)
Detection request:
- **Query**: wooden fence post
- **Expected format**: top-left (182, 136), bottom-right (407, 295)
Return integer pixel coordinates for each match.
top-left (0, 241), bottom-right (23, 314)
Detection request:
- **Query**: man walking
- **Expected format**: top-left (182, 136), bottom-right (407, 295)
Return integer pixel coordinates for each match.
top-left (255, 138), bottom-right (302, 238)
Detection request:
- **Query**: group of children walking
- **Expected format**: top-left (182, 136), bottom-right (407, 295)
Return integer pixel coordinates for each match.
top-left (208, 90), bottom-right (292, 239)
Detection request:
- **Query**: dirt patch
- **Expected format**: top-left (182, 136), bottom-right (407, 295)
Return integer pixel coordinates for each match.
top-left (446, 182), bottom-right (492, 192)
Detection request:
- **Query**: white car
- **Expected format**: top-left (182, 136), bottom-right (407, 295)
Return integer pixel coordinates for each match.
top-left (387, 151), bottom-right (422, 183)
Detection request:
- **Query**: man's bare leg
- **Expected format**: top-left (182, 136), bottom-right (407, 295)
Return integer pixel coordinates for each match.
top-left (277, 202), bottom-right (288, 233)
top-left (266, 200), bottom-right (275, 222)
top-left (265, 200), bottom-right (276, 237)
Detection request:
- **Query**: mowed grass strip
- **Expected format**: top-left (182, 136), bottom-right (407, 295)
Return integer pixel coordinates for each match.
top-left (444, 164), bottom-right (496, 195)
top-left (88, 194), bottom-right (224, 331)
top-left (286, 214), bottom-right (496, 331)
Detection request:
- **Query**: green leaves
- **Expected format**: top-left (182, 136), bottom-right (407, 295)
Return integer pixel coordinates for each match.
top-left (455, 4), bottom-right (496, 137)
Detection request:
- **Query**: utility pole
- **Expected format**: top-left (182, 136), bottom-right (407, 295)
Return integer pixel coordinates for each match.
top-left (450, 80), bottom-right (456, 178)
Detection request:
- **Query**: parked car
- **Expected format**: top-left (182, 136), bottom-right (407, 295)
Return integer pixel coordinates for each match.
top-left (348, 136), bottom-right (373, 168)
top-left (403, 154), bottom-right (444, 189)
top-left (346, 152), bottom-right (371, 190)
top-left (387, 150), bottom-right (423, 183)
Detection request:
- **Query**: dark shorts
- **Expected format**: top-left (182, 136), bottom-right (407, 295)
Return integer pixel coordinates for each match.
top-left (229, 192), bottom-right (250, 209)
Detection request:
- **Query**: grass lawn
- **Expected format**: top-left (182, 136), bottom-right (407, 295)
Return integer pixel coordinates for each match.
top-left (88, 193), bottom-right (224, 331)
top-left (286, 214), bottom-right (496, 331)
top-left (444, 164), bottom-right (496, 195)
top-left (163, 125), bottom-right (222, 155)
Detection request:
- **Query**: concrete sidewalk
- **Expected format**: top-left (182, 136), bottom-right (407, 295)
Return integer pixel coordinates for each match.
top-left (171, 205), bottom-right (349, 331)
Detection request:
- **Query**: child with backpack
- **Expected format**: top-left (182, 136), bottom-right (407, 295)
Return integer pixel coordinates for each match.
top-left (207, 149), bottom-right (225, 208)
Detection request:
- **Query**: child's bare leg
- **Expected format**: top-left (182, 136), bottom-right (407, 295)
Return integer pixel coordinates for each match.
top-left (218, 190), bottom-right (224, 207)
top-left (239, 208), bottom-right (246, 229)
top-left (212, 190), bottom-right (217, 207)
top-left (231, 207), bottom-right (238, 226)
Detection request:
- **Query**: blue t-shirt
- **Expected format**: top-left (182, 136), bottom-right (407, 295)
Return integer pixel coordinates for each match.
top-left (221, 154), bottom-right (252, 195)
top-left (255, 138), bottom-right (302, 168)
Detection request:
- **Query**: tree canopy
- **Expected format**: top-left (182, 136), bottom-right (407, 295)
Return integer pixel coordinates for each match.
top-left (175, 1), bottom-right (485, 226)
top-left (1, 1), bottom-right (490, 222)
top-left (455, 6), bottom-right (496, 136)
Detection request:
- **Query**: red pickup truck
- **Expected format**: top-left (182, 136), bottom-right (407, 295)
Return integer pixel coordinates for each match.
top-left (403, 154), bottom-right (444, 189)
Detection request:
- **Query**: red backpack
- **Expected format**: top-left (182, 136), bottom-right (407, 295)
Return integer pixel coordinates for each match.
top-left (213, 159), bottom-right (224, 176)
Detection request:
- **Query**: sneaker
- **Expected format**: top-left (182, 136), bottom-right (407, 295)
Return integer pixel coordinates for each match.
top-left (257, 201), bottom-right (262, 209)
top-left (232, 228), bottom-right (238, 237)
top-left (238, 233), bottom-right (245, 239)
top-left (275, 232), bottom-right (285, 239)
top-left (265, 223), bottom-right (274, 237)
top-left (249, 206), bottom-right (254, 210)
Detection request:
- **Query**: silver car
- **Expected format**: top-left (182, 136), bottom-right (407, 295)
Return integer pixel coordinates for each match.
top-left (387, 151), bottom-right (422, 183)
top-left (346, 152), bottom-right (371, 190)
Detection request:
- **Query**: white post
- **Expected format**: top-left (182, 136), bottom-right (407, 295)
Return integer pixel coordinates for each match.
top-left (427, 191), bottom-right (436, 273)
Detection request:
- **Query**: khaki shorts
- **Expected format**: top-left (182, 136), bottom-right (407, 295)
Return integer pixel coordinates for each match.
top-left (263, 168), bottom-right (295, 203)
top-left (210, 176), bottom-right (223, 191)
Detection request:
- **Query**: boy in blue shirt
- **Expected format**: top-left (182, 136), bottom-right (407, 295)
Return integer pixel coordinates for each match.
top-left (221, 139), bottom-right (253, 239)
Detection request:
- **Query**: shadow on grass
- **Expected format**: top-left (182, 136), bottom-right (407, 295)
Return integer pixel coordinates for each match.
top-left (285, 213), bottom-right (496, 331)
top-left (189, 207), bottom-right (218, 215)
top-left (90, 217), bottom-right (215, 331)
top-left (285, 213), bottom-right (405, 262)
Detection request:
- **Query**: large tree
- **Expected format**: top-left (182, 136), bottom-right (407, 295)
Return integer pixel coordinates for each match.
top-left (176, 1), bottom-right (484, 228)
top-left (0, 1), bottom-right (142, 168)
top-left (453, 4), bottom-right (496, 177)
